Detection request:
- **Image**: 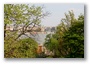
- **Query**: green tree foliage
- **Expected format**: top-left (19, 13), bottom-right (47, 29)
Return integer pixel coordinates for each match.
top-left (4, 38), bottom-right (38, 58)
top-left (63, 15), bottom-right (84, 58)
top-left (44, 34), bottom-right (60, 57)
top-left (44, 11), bottom-right (84, 58)
top-left (4, 4), bottom-right (49, 39)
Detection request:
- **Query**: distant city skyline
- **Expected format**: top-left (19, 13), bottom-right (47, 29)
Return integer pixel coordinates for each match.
top-left (29, 3), bottom-right (84, 27)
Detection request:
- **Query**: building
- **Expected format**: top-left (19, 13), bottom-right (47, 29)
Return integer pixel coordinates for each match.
top-left (6, 25), bottom-right (14, 31)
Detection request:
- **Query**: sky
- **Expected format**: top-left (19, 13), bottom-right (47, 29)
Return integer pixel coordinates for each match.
top-left (30, 3), bottom-right (84, 27)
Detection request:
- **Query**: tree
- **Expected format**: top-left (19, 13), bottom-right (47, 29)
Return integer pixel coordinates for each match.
top-left (44, 34), bottom-right (60, 57)
top-left (44, 11), bottom-right (84, 58)
top-left (63, 15), bottom-right (84, 58)
top-left (4, 38), bottom-right (38, 58)
top-left (55, 11), bottom-right (77, 56)
top-left (4, 4), bottom-right (49, 39)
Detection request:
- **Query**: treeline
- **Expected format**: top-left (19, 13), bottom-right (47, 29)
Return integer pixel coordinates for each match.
top-left (44, 11), bottom-right (84, 58)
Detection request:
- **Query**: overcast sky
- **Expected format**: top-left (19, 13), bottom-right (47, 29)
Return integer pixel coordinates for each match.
top-left (30, 3), bottom-right (84, 27)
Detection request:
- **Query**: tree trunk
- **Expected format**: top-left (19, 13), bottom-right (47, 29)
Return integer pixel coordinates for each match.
top-left (4, 24), bottom-right (7, 38)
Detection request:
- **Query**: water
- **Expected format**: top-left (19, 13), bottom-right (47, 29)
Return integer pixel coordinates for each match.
top-left (19, 32), bottom-right (47, 44)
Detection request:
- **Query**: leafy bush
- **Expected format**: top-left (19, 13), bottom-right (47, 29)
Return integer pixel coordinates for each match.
top-left (4, 38), bottom-right (38, 58)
